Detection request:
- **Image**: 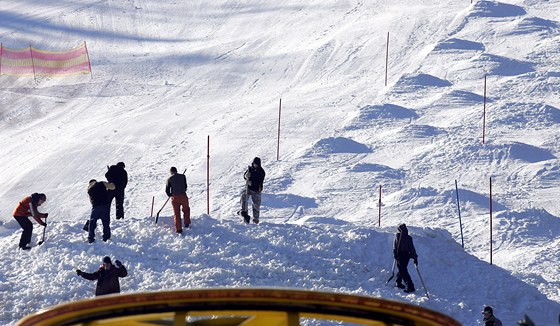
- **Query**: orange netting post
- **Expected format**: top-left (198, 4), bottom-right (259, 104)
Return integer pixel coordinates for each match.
top-left (84, 41), bottom-right (93, 79)
top-left (29, 45), bottom-right (36, 82)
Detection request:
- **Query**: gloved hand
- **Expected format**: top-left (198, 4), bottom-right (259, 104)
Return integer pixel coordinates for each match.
top-left (41, 222), bottom-right (47, 227)
top-left (76, 269), bottom-right (82, 276)
top-left (44, 213), bottom-right (49, 218)
top-left (115, 260), bottom-right (122, 267)
top-left (413, 258), bottom-right (418, 266)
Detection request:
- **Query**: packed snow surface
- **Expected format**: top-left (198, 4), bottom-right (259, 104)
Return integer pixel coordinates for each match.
top-left (1, 0), bottom-right (560, 325)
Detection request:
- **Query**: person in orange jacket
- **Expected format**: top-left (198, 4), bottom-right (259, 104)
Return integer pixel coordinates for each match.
top-left (12, 193), bottom-right (48, 250)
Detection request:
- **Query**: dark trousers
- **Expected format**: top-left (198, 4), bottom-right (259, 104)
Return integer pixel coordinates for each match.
top-left (108, 188), bottom-right (125, 219)
top-left (115, 187), bottom-right (125, 218)
top-left (14, 216), bottom-right (33, 248)
top-left (88, 204), bottom-right (111, 242)
top-left (396, 252), bottom-right (415, 290)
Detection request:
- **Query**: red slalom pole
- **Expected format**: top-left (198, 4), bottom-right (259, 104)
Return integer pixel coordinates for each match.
top-left (378, 185), bottom-right (382, 227)
top-left (207, 135), bottom-right (210, 215)
top-left (489, 176), bottom-right (493, 265)
top-left (385, 32), bottom-right (389, 86)
top-left (277, 98), bottom-right (282, 161)
top-left (483, 75), bottom-right (487, 144)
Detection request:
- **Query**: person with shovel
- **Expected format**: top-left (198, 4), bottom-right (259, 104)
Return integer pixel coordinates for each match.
top-left (12, 193), bottom-right (48, 250)
top-left (165, 167), bottom-right (191, 233)
top-left (393, 223), bottom-right (418, 293)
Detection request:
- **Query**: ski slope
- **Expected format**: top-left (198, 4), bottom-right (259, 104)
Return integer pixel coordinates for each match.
top-left (1, 0), bottom-right (559, 324)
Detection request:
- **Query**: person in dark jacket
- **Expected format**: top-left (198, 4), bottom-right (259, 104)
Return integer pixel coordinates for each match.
top-left (12, 193), bottom-right (48, 250)
top-left (482, 306), bottom-right (503, 326)
top-left (239, 157), bottom-right (266, 224)
top-left (87, 179), bottom-right (115, 243)
top-left (166, 167), bottom-right (191, 233)
top-left (393, 223), bottom-right (417, 293)
top-left (105, 162), bottom-right (128, 220)
top-left (76, 256), bottom-right (127, 296)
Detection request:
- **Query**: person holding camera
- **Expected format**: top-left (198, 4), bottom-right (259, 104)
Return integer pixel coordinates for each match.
top-left (239, 157), bottom-right (266, 224)
top-left (12, 193), bottom-right (48, 250)
top-left (76, 256), bottom-right (127, 296)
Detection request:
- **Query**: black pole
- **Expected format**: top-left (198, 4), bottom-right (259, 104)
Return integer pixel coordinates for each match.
top-left (454, 180), bottom-right (464, 248)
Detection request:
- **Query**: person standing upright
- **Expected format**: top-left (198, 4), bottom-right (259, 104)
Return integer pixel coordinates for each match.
top-left (239, 157), bottom-right (266, 224)
top-left (12, 193), bottom-right (48, 250)
top-left (393, 223), bottom-right (418, 293)
top-left (105, 162), bottom-right (128, 220)
top-left (165, 167), bottom-right (191, 233)
top-left (87, 179), bottom-right (115, 243)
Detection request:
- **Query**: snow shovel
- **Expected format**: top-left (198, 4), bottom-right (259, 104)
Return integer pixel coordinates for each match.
top-left (38, 216), bottom-right (47, 245)
top-left (386, 259), bottom-right (396, 284)
top-left (414, 263), bottom-right (429, 298)
top-left (155, 197), bottom-right (170, 224)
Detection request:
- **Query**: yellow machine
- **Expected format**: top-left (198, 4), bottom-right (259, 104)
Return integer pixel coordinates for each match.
top-left (16, 288), bottom-right (461, 326)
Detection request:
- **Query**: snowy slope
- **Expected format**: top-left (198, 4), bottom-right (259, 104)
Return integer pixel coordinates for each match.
top-left (1, 0), bottom-right (559, 325)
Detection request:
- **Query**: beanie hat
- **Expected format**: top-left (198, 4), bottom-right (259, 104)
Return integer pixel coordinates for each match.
top-left (102, 256), bottom-right (112, 264)
top-left (117, 162), bottom-right (125, 168)
top-left (482, 306), bottom-right (493, 314)
top-left (252, 157), bottom-right (261, 166)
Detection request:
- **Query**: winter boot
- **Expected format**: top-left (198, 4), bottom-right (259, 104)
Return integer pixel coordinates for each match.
top-left (403, 287), bottom-right (416, 293)
top-left (240, 211), bottom-right (251, 224)
top-left (395, 282), bottom-right (405, 289)
top-left (82, 220), bottom-right (90, 232)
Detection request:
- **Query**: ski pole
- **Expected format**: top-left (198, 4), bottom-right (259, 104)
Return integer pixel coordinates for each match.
top-left (414, 263), bottom-right (429, 298)
top-left (38, 216), bottom-right (47, 245)
top-left (386, 259), bottom-right (396, 284)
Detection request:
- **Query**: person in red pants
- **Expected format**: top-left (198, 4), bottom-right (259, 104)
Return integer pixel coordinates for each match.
top-left (165, 167), bottom-right (191, 233)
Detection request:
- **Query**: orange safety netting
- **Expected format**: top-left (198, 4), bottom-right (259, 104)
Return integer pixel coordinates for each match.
top-left (0, 42), bottom-right (91, 77)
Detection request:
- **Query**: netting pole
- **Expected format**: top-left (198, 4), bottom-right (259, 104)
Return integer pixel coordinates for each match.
top-left (482, 75), bottom-right (487, 144)
top-left (207, 135), bottom-right (210, 215)
top-left (84, 41), bottom-right (93, 80)
top-left (385, 32), bottom-right (389, 86)
top-left (29, 45), bottom-right (37, 82)
top-left (277, 98), bottom-right (282, 161)
top-left (0, 43), bottom-right (3, 77)
top-left (489, 176), bottom-right (493, 265)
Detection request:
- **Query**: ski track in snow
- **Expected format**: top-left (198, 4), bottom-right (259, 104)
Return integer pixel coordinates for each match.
top-left (1, 0), bottom-right (560, 325)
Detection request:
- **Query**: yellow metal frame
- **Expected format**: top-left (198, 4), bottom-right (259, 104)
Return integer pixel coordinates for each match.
top-left (16, 288), bottom-right (461, 326)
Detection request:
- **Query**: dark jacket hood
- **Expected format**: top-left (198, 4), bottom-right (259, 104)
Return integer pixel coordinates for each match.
top-left (397, 223), bottom-right (408, 235)
top-left (252, 157), bottom-right (261, 166)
